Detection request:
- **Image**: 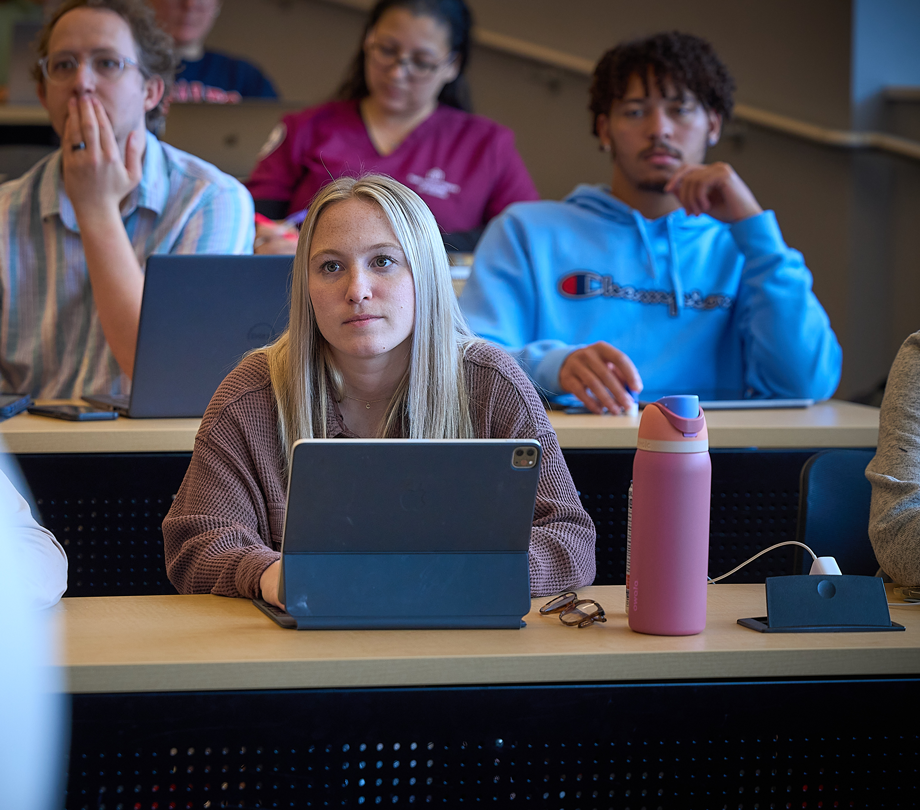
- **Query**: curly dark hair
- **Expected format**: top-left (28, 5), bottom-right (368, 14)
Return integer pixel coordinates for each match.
top-left (589, 31), bottom-right (735, 138)
top-left (335, 0), bottom-right (473, 113)
top-left (32, 0), bottom-right (177, 133)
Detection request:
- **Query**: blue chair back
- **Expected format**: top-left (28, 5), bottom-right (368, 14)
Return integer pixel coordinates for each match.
top-left (794, 449), bottom-right (879, 575)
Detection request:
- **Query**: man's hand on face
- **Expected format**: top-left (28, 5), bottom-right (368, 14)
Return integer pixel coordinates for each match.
top-left (664, 161), bottom-right (762, 224)
top-left (559, 341), bottom-right (643, 414)
top-left (62, 96), bottom-right (143, 223)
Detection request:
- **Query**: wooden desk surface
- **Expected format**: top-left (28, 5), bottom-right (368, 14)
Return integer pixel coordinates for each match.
top-left (548, 399), bottom-right (879, 449)
top-left (0, 104), bottom-right (51, 126)
top-left (1, 408), bottom-right (200, 454)
top-left (58, 584), bottom-right (919, 694)
top-left (3, 400), bottom-right (878, 453)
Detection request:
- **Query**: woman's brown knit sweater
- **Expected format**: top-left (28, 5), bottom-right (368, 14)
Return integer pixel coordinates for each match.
top-left (162, 341), bottom-right (596, 598)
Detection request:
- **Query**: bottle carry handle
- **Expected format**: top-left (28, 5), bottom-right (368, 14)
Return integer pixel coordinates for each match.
top-left (652, 402), bottom-right (706, 436)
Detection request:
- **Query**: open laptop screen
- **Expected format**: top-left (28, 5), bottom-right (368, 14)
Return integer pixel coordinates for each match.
top-left (84, 255), bottom-right (292, 418)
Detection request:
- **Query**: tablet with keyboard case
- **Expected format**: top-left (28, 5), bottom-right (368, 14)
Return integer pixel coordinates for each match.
top-left (253, 438), bottom-right (541, 630)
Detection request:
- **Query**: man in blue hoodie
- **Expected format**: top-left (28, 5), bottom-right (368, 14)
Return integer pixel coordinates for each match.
top-left (459, 32), bottom-right (842, 414)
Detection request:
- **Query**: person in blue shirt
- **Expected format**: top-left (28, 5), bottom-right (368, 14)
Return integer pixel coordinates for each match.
top-left (149, 0), bottom-right (277, 103)
top-left (459, 32), bottom-right (842, 414)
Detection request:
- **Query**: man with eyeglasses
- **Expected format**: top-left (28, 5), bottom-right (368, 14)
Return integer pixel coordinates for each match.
top-left (0, 0), bottom-right (254, 400)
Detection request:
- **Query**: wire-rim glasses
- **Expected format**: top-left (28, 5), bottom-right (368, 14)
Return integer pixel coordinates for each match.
top-left (540, 592), bottom-right (607, 628)
top-left (39, 51), bottom-right (144, 85)
top-left (365, 40), bottom-right (455, 80)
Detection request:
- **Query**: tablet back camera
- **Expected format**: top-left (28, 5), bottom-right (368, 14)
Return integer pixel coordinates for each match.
top-left (512, 446), bottom-right (537, 469)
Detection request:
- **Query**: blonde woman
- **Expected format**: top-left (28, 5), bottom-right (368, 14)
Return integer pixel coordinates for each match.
top-left (163, 175), bottom-right (595, 606)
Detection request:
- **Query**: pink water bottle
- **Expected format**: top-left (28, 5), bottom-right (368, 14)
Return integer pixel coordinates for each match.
top-left (626, 395), bottom-right (711, 635)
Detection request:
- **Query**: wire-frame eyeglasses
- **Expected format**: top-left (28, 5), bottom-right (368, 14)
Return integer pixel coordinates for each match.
top-left (539, 592), bottom-right (607, 628)
top-left (365, 40), bottom-right (455, 80)
top-left (39, 51), bottom-right (144, 85)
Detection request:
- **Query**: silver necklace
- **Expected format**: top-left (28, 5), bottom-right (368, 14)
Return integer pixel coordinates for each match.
top-left (344, 394), bottom-right (388, 410)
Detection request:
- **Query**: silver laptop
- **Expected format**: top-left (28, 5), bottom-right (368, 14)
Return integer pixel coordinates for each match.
top-left (636, 389), bottom-right (814, 410)
top-left (254, 439), bottom-right (541, 630)
top-left (159, 101), bottom-right (303, 178)
top-left (83, 255), bottom-right (291, 418)
top-left (560, 388), bottom-right (814, 413)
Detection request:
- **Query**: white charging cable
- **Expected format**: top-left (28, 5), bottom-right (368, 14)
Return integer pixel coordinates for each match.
top-left (708, 540), bottom-right (817, 584)
top-left (706, 540), bottom-right (920, 608)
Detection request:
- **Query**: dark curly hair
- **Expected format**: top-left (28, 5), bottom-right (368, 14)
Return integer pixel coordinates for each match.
top-left (589, 31), bottom-right (735, 138)
top-left (32, 0), bottom-right (177, 133)
top-left (335, 0), bottom-right (473, 113)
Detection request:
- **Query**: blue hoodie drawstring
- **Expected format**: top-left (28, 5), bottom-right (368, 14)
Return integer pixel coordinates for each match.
top-left (631, 211), bottom-right (659, 280)
top-left (632, 209), bottom-right (683, 318)
top-left (666, 215), bottom-right (683, 317)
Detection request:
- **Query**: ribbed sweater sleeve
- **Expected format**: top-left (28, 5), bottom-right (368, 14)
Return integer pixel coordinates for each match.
top-left (163, 354), bottom-right (287, 598)
top-left (866, 331), bottom-right (920, 586)
top-left (464, 342), bottom-right (596, 595)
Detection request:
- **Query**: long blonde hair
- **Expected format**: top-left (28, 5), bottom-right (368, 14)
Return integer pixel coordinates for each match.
top-left (256, 174), bottom-right (477, 464)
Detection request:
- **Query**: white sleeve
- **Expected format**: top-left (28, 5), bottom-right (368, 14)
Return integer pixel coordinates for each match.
top-left (0, 469), bottom-right (67, 609)
top-left (0, 458), bottom-right (67, 808)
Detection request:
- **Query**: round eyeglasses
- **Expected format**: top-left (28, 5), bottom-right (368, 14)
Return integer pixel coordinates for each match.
top-left (540, 592), bottom-right (607, 628)
top-left (39, 51), bottom-right (144, 85)
top-left (365, 41), bottom-right (455, 80)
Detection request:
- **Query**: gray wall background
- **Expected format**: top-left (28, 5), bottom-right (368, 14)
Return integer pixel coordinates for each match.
top-left (205, 0), bottom-right (920, 399)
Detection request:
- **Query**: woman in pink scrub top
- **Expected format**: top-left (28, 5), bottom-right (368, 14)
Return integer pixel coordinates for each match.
top-left (248, 0), bottom-right (539, 255)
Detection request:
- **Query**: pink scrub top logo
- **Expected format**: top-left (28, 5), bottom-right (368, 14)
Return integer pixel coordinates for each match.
top-left (406, 168), bottom-right (461, 200)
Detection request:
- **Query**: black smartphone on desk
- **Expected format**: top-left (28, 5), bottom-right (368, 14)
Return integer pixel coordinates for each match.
top-left (0, 393), bottom-right (32, 419)
top-left (27, 404), bottom-right (119, 421)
